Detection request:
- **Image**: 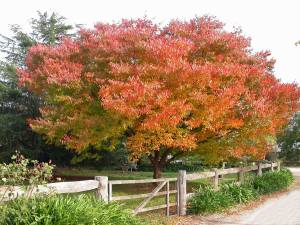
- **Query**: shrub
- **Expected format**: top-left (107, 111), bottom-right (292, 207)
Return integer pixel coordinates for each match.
top-left (0, 152), bottom-right (55, 203)
top-left (0, 152), bottom-right (54, 186)
top-left (188, 186), bottom-right (234, 214)
top-left (189, 183), bottom-right (258, 214)
top-left (221, 183), bottom-right (258, 204)
top-left (0, 194), bottom-right (144, 225)
top-left (164, 163), bottom-right (203, 172)
top-left (252, 168), bottom-right (294, 194)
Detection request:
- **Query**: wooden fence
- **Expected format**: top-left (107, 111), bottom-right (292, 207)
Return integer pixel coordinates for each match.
top-left (99, 161), bottom-right (280, 215)
top-left (0, 162), bottom-right (280, 216)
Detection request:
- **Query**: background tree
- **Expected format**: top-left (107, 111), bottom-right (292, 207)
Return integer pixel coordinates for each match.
top-left (277, 112), bottom-right (300, 161)
top-left (0, 12), bottom-right (74, 162)
top-left (19, 16), bottom-right (300, 178)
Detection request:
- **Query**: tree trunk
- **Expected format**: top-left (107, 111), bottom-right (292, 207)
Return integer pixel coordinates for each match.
top-left (149, 150), bottom-right (183, 179)
top-left (149, 151), bottom-right (164, 179)
top-left (153, 163), bottom-right (162, 179)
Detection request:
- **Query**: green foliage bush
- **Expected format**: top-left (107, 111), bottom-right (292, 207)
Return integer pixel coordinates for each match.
top-left (164, 163), bottom-right (203, 172)
top-left (252, 168), bottom-right (294, 194)
top-left (0, 194), bottom-right (143, 225)
top-left (0, 153), bottom-right (55, 203)
top-left (221, 183), bottom-right (258, 204)
top-left (0, 152), bottom-right (54, 186)
top-left (188, 186), bottom-right (234, 214)
top-left (188, 183), bottom-right (258, 214)
top-left (189, 169), bottom-right (294, 215)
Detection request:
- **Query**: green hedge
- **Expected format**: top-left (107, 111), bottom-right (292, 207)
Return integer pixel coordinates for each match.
top-left (0, 194), bottom-right (144, 225)
top-left (188, 186), bottom-right (235, 214)
top-left (188, 169), bottom-right (294, 215)
top-left (252, 168), bottom-right (294, 194)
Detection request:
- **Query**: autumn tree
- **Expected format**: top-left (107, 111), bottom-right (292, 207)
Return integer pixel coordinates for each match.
top-left (19, 17), bottom-right (300, 178)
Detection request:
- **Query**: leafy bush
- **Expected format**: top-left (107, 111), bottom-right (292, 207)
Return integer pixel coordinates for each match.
top-left (0, 194), bottom-right (143, 225)
top-left (0, 152), bottom-right (54, 186)
top-left (252, 168), bottom-right (294, 194)
top-left (221, 183), bottom-right (258, 204)
top-left (188, 186), bottom-right (234, 214)
top-left (0, 153), bottom-right (55, 203)
top-left (164, 163), bottom-right (203, 172)
top-left (188, 183), bottom-right (258, 214)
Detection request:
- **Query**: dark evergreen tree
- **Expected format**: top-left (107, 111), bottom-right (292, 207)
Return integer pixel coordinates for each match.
top-left (0, 12), bottom-right (75, 162)
top-left (277, 112), bottom-right (300, 161)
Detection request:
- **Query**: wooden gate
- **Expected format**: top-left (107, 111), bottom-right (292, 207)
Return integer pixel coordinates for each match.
top-left (107, 178), bottom-right (177, 215)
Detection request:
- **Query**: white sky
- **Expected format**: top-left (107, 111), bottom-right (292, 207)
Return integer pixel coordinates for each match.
top-left (1, 0), bottom-right (300, 84)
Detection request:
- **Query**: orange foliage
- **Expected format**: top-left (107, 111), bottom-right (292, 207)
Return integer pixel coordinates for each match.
top-left (19, 16), bottom-right (300, 163)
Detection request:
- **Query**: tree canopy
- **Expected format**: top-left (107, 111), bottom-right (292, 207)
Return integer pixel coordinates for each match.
top-left (19, 16), bottom-right (300, 177)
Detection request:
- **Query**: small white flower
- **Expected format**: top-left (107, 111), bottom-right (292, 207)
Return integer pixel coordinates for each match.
top-left (1, 178), bottom-right (7, 182)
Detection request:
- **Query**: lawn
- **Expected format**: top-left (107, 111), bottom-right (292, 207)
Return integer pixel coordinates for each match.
top-left (55, 167), bottom-right (178, 180)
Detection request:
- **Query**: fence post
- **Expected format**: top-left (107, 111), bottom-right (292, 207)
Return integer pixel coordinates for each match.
top-left (214, 169), bottom-right (219, 189)
top-left (257, 163), bottom-right (262, 176)
top-left (176, 180), bottom-right (179, 215)
top-left (165, 181), bottom-right (170, 216)
top-left (219, 162), bottom-right (226, 179)
top-left (95, 176), bottom-right (108, 202)
top-left (271, 162), bottom-right (274, 172)
top-left (178, 170), bottom-right (187, 216)
top-left (277, 161), bottom-right (281, 171)
top-left (238, 167), bottom-right (244, 184)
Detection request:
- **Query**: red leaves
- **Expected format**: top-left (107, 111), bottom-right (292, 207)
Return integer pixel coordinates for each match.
top-left (19, 16), bottom-right (300, 161)
top-left (43, 59), bottom-right (83, 84)
top-left (100, 77), bottom-right (170, 117)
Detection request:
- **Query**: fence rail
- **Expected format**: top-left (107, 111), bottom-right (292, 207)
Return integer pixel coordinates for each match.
top-left (0, 161), bottom-right (280, 216)
top-left (186, 171), bottom-right (215, 180)
top-left (111, 190), bottom-right (177, 201)
top-left (109, 177), bottom-right (177, 185)
top-left (0, 180), bottom-right (99, 202)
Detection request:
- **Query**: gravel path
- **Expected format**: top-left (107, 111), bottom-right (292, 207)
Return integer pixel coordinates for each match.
top-left (184, 168), bottom-right (300, 225)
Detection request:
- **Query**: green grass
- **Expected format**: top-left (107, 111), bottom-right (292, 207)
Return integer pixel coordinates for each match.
top-left (1, 194), bottom-right (144, 225)
top-left (56, 168), bottom-right (178, 180)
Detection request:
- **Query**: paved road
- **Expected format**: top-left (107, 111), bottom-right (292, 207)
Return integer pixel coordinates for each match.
top-left (185, 168), bottom-right (300, 225)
